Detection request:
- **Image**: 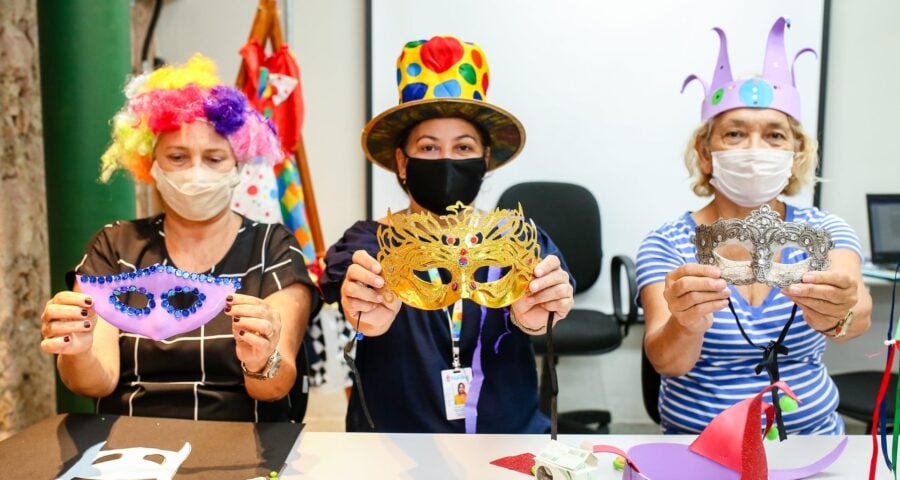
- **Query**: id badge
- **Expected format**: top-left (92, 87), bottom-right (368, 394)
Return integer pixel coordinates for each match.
top-left (441, 367), bottom-right (473, 421)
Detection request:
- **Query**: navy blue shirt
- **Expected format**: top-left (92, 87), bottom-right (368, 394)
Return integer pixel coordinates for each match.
top-left (321, 220), bottom-right (572, 433)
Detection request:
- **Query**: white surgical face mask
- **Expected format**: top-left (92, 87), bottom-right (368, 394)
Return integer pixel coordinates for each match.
top-left (151, 162), bottom-right (240, 221)
top-left (709, 149), bottom-right (794, 208)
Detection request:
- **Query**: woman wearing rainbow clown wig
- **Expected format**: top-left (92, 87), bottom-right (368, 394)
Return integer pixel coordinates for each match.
top-left (637, 18), bottom-right (871, 435)
top-left (39, 55), bottom-right (321, 421)
top-left (321, 36), bottom-right (574, 433)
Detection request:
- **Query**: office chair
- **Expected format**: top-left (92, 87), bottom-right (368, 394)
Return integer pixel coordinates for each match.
top-left (641, 341), bottom-right (662, 425)
top-left (497, 181), bottom-right (638, 433)
top-left (832, 371), bottom-right (896, 433)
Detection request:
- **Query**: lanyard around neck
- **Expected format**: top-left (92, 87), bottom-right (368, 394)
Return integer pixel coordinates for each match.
top-left (427, 268), bottom-right (464, 370)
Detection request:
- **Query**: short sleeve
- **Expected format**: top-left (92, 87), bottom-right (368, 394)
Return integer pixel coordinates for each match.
top-left (65, 224), bottom-right (123, 290)
top-left (819, 212), bottom-right (864, 261)
top-left (635, 229), bottom-right (686, 292)
top-left (260, 224), bottom-right (323, 317)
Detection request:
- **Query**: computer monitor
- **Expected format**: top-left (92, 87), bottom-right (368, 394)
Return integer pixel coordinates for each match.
top-left (867, 194), bottom-right (900, 265)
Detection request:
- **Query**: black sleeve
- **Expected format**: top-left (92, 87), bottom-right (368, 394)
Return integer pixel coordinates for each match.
top-left (260, 223), bottom-right (323, 318)
top-left (536, 225), bottom-right (577, 291)
top-left (319, 222), bottom-right (380, 304)
top-left (65, 224), bottom-right (123, 290)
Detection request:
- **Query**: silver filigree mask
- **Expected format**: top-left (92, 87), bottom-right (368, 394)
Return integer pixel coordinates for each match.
top-left (693, 205), bottom-right (834, 288)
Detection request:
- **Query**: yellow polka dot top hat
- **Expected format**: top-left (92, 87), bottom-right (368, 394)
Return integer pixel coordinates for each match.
top-left (363, 36), bottom-right (525, 172)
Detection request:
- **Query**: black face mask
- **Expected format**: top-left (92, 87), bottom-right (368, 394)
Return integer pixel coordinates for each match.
top-left (404, 157), bottom-right (487, 215)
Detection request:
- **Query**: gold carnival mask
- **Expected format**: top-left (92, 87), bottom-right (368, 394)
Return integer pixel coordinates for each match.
top-left (377, 202), bottom-right (541, 310)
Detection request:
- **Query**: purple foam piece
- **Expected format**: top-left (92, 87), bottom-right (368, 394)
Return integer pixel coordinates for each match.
top-left (623, 437), bottom-right (848, 480)
top-left (77, 264), bottom-right (239, 341)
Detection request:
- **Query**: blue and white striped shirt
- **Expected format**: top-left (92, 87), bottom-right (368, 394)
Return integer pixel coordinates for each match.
top-left (636, 204), bottom-right (863, 434)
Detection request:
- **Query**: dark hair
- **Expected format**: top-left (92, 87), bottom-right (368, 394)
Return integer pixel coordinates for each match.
top-left (393, 117), bottom-right (491, 190)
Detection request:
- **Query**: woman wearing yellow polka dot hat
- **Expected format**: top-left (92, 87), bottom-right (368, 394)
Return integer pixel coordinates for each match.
top-left (321, 36), bottom-right (575, 433)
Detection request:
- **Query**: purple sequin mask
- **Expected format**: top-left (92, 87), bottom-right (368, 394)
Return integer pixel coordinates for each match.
top-left (76, 264), bottom-right (240, 341)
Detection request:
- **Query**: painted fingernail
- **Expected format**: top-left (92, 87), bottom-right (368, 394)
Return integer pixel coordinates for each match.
top-left (84, 297), bottom-right (93, 306)
top-left (224, 305), bottom-right (231, 313)
top-left (233, 317), bottom-right (240, 323)
top-left (226, 295), bottom-right (234, 303)
top-left (63, 335), bottom-right (71, 343)
top-left (83, 320), bottom-right (91, 329)
top-left (81, 309), bottom-right (88, 317)
top-left (239, 330), bottom-right (245, 336)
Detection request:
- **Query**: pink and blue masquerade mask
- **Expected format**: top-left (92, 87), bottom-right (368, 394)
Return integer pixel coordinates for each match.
top-left (76, 264), bottom-right (240, 341)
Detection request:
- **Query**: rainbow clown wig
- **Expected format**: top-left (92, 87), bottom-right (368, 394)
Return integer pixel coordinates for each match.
top-left (100, 54), bottom-right (284, 183)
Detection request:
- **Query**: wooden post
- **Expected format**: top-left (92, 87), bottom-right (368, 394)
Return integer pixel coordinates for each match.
top-left (236, 0), bottom-right (325, 259)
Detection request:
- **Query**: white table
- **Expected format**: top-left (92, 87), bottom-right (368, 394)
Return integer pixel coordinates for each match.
top-left (282, 432), bottom-right (890, 479)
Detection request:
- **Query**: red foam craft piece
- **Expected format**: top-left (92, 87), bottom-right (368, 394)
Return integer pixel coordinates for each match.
top-left (490, 452), bottom-right (535, 476)
top-left (689, 381), bottom-right (799, 480)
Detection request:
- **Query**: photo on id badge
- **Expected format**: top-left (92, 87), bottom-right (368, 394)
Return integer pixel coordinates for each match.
top-left (442, 367), bottom-right (473, 420)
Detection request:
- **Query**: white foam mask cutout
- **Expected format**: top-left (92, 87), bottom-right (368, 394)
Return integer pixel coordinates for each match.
top-left (57, 441), bottom-right (191, 480)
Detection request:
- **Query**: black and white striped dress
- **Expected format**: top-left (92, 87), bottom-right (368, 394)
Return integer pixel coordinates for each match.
top-left (67, 214), bottom-right (321, 422)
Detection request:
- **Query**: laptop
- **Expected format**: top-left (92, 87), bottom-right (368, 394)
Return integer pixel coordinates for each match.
top-left (867, 194), bottom-right (900, 270)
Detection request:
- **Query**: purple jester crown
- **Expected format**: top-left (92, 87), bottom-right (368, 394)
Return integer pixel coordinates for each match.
top-left (682, 17), bottom-right (817, 121)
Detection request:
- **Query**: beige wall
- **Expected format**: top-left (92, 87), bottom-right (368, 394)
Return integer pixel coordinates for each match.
top-left (155, 0), bottom-right (367, 248)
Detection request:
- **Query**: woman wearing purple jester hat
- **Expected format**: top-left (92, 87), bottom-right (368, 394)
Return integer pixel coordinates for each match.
top-left (637, 18), bottom-right (872, 435)
top-left (39, 55), bottom-right (322, 422)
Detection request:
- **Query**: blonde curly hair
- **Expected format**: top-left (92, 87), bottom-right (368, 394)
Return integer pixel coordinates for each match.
top-left (683, 114), bottom-right (819, 197)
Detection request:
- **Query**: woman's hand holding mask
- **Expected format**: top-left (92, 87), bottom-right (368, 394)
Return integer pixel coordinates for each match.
top-left (341, 250), bottom-right (402, 336)
top-left (510, 255), bottom-right (574, 334)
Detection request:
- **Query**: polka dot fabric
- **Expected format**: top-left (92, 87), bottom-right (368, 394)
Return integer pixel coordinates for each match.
top-left (396, 36), bottom-right (490, 103)
top-left (231, 160), bottom-right (284, 224)
top-left (363, 36), bottom-right (525, 173)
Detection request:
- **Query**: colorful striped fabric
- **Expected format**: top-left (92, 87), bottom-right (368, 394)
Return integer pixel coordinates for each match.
top-left (275, 154), bottom-right (315, 264)
top-left (635, 203), bottom-right (863, 435)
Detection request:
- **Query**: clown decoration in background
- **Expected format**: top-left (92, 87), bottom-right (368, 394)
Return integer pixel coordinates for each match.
top-left (233, 0), bottom-right (321, 273)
